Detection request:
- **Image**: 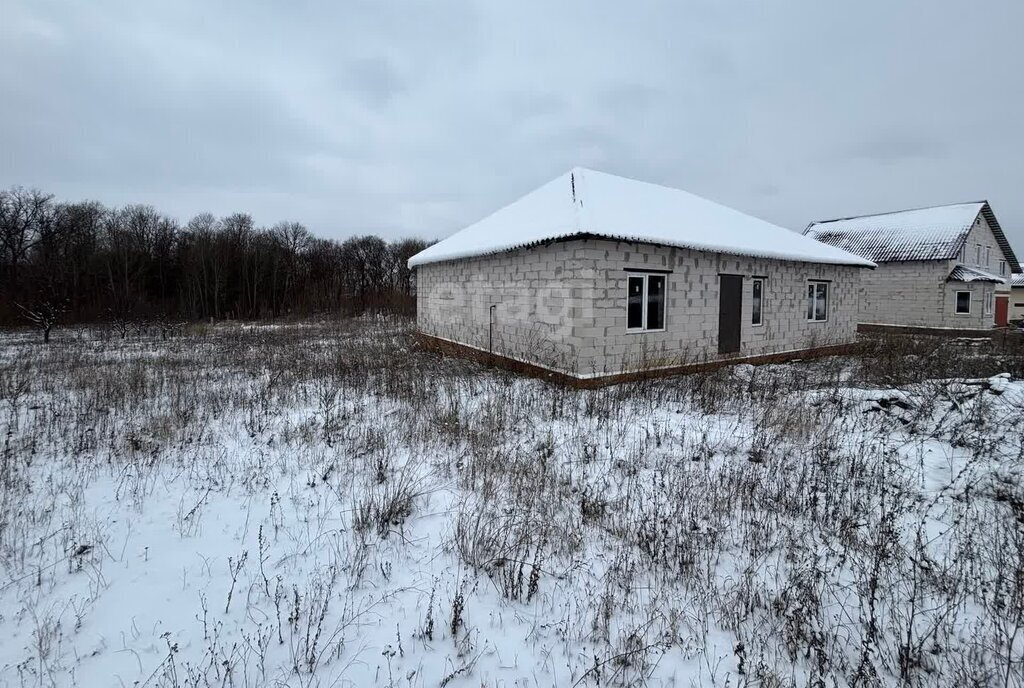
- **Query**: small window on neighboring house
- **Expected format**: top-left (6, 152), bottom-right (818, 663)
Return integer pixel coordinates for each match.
top-left (806, 281), bottom-right (828, 322)
top-left (955, 291), bottom-right (971, 314)
top-left (985, 246), bottom-right (991, 266)
top-left (976, 244), bottom-right (982, 264)
top-left (999, 260), bottom-right (1007, 276)
top-left (959, 244), bottom-right (966, 262)
top-left (626, 273), bottom-right (666, 332)
top-left (751, 278), bottom-right (764, 326)
top-left (984, 290), bottom-right (993, 315)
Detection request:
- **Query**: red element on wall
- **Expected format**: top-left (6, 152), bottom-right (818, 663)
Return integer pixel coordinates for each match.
top-left (995, 296), bottom-right (1009, 327)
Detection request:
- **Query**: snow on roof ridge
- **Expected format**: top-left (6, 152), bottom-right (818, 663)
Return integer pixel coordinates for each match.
top-left (409, 168), bottom-right (875, 269)
top-left (804, 200), bottom-right (1023, 272)
top-left (809, 200), bottom-right (987, 229)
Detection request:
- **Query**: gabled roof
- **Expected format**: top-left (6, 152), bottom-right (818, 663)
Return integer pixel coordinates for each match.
top-left (804, 201), bottom-right (1021, 272)
top-left (1012, 273), bottom-right (1024, 287)
top-left (408, 168), bottom-right (876, 268)
top-left (948, 265), bottom-right (1005, 283)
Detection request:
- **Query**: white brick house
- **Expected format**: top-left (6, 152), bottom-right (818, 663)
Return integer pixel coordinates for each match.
top-left (804, 203), bottom-right (1021, 330)
top-left (1012, 273), bottom-right (1024, 324)
top-left (802, 201), bottom-right (1019, 329)
top-left (408, 168), bottom-right (874, 383)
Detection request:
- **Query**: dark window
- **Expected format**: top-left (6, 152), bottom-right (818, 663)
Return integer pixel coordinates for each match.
top-left (752, 278), bottom-right (764, 326)
top-left (807, 282), bottom-right (828, 321)
top-left (647, 275), bottom-right (665, 330)
top-left (627, 276), bottom-right (644, 329)
top-left (955, 291), bottom-right (971, 314)
top-left (626, 273), bottom-right (667, 331)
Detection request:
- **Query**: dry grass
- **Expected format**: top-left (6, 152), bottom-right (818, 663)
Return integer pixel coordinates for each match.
top-left (0, 320), bottom-right (1022, 686)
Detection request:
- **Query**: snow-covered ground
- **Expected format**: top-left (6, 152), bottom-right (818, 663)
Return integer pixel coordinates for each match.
top-left (0, 319), bottom-right (1022, 687)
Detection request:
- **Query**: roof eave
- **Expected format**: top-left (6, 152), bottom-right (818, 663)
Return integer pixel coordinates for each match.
top-left (409, 232), bottom-right (875, 269)
top-left (979, 202), bottom-right (1022, 274)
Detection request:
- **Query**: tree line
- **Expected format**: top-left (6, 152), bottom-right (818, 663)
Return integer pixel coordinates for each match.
top-left (0, 186), bottom-right (431, 337)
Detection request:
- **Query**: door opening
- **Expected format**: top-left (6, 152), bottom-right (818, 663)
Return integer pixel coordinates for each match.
top-left (995, 295), bottom-right (1009, 327)
top-left (718, 275), bottom-right (743, 354)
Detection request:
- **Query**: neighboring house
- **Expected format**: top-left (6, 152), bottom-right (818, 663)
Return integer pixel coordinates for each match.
top-left (1012, 273), bottom-right (1024, 324)
top-left (408, 168), bottom-right (874, 384)
top-left (804, 202), bottom-right (1021, 330)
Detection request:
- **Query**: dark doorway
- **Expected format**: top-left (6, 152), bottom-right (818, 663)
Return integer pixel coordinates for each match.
top-left (718, 275), bottom-right (743, 354)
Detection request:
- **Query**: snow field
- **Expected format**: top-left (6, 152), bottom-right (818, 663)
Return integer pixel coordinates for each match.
top-left (0, 319), bottom-right (1022, 687)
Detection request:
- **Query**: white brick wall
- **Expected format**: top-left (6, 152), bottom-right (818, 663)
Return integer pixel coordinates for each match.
top-left (416, 238), bottom-right (863, 377)
top-left (962, 214), bottom-right (1012, 292)
top-left (1012, 287), bottom-right (1024, 323)
top-left (571, 242), bottom-right (860, 375)
top-left (857, 261), bottom-right (996, 329)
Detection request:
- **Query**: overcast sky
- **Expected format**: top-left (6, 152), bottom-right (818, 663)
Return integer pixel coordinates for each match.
top-left (2, 0), bottom-right (1022, 249)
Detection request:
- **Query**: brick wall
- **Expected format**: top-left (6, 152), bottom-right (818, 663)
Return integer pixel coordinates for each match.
top-left (1011, 287), bottom-right (1024, 323)
top-left (859, 261), bottom-right (1001, 329)
top-left (416, 238), bottom-right (863, 377)
top-left (962, 214), bottom-right (1013, 292)
top-left (414, 241), bottom-right (590, 373)
top-left (573, 241), bottom-right (861, 376)
top-left (857, 261), bottom-right (995, 328)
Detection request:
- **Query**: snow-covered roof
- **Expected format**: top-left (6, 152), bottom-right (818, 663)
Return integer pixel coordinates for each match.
top-left (1012, 273), bottom-right (1024, 287)
top-left (408, 168), bottom-right (876, 268)
top-left (948, 265), bottom-right (1006, 283)
top-left (804, 202), bottom-right (1022, 273)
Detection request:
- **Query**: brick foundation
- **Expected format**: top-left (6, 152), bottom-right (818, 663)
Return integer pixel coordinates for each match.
top-left (415, 332), bottom-right (860, 389)
top-left (857, 323), bottom-right (1002, 338)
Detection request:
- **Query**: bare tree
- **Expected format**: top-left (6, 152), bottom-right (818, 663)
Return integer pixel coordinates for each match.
top-left (0, 188), bottom-right (53, 299)
top-left (15, 297), bottom-right (66, 343)
top-left (0, 185), bottom-right (433, 324)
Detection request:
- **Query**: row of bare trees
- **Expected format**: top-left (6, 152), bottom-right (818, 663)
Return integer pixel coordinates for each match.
top-left (0, 186), bottom-right (430, 335)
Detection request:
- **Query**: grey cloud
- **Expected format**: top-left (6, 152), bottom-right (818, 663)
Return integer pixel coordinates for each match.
top-left (0, 0), bottom-right (1021, 250)
top-left (338, 57), bottom-right (408, 108)
top-left (844, 127), bottom-right (950, 164)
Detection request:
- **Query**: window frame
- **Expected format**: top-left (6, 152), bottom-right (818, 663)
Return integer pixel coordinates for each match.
top-left (984, 290), bottom-right (993, 315)
top-left (806, 280), bottom-right (829, 322)
top-left (751, 277), bottom-right (765, 327)
top-left (625, 272), bottom-right (667, 333)
top-left (976, 244), bottom-right (982, 264)
top-left (985, 246), bottom-right (992, 267)
top-left (954, 290), bottom-right (972, 315)
top-left (999, 260), bottom-right (1007, 276)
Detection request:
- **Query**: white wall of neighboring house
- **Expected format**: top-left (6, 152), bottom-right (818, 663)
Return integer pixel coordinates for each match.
top-left (857, 259), bottom-right (997, 329)
top-left (1011, 285), bottom-right (1024, 323)
top-left (959, 213), bottom-right (1012, 293)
